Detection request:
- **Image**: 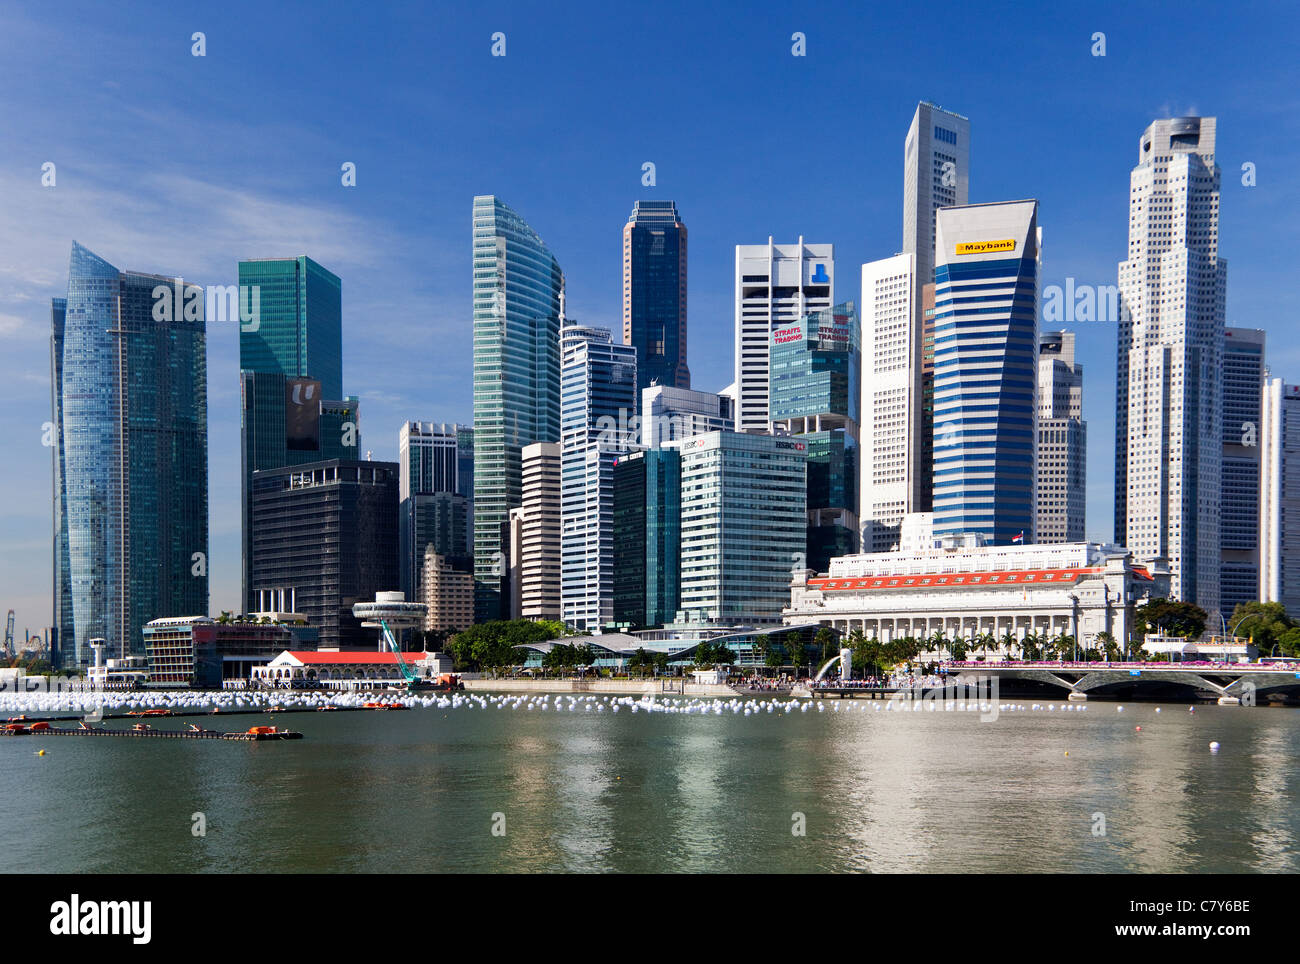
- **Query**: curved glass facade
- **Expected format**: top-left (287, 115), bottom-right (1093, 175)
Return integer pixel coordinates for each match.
top-left (53, 243), bottom-right (208, 665)
top-left (471, 196), bottom-right (563, 620)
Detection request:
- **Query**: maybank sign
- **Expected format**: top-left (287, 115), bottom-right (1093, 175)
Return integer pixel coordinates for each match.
top-left (956, 239), bottom-right (1016, 256)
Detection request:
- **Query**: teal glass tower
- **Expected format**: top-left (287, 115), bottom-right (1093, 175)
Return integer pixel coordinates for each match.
top-left (471, 196), bottom-right (564, 621)
top-left (769, 301), bottom-right (860, 571)
top-left (239, 257), bottom-right (357, 610)
top-left (51, 243), bottom-right (208, 666)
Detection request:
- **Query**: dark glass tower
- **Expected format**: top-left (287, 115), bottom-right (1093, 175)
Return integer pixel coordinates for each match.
top-left (51, 243), bottom-right (208, 665)
top-left (624, 201), bottom-right (689, 402)
top-left (238, 257), bottom-right (357, 610)
top-left (249, 460), bottom-right (399, 650)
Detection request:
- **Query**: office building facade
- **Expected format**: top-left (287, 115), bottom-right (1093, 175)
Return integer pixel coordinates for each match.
top-left (624, 200), bottom-right (689, 400)
top-left (641, 385), bottom-right (734, 449)
top-left (770, 301), bottom-right (860, 572)
top-left (734, 238), bottom-right (834, 433)
top-left (471, 196), bottom-right (564, 621)
top-left (1259, 379), bottom-right (1300, 612)
top-left (399, 421), bottom-right (471, 599)
top-left (51, 243), bottom-right (208, 666)
top-left (932, 200), bottom-right (1040, 546)
top-left (421, 549), bottom-right (474, 634)
top-left (613, 448), bottom-right (682, 629)
top-left (509, 441), bottom-right (562, 621)
top-left (1222, 328), bottom-right (1265, 615)
top-left (249, 459), bottom-right (399, 650)
top-left (1036, 331), bottom-right (1086, 544)
top-left (903, 101), bottom-right (971, 294)
top-left (239, 256), bottom-right (355, 610)
top-left (674, 431), bottom-right (806, 625)
top-left (860, 253), bottom-right (922, 552)
top-left (1115, 117), bottom-right (1226, 617)
top-left (560, 324), bottom-right (638, 631)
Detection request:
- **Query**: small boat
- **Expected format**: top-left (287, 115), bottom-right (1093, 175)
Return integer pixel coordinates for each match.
top-left (28, 721), bottom-right (50, 732)
top-left (131, 723), bottom-right (151, 731)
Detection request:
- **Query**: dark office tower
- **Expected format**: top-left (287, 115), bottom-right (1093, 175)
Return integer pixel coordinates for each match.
top-left (399, 421), bottom-right (471, 599)
top-left (238, 257), bottom-right (355, 610)
top-left (624, 200), bottom-right (689, 402)
top-left (250, 460), bottom-right (399, 650)
top-left (472, 196), bottom-right (564, 622)
top-left (51, 243), bottom-right (208, 666)
top-left (612, 448), bottom-right (681, 629)
top-left (1222, 328), bottom-right (1265, 616)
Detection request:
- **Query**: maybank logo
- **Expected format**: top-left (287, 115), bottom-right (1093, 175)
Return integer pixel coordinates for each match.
top-left (956, 239), bottom-right (1016, 256)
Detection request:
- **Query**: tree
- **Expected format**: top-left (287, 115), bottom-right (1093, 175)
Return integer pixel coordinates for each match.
top-left (949, 637), bottom-right (968, 662)
top-left (999, 629), bottom-right (1018, 660)
top-left (1228, 601), bottom-right (1294, 652)
top-left (815, 627), bottom-right (837, 668)
top-left (1095, 631), bottom-right (1120, 661)
top-left (1135, 599), bottom-right (1208, 640)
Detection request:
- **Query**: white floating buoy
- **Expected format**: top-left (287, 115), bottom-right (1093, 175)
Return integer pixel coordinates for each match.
top-left (1209, 741), bottom-right (1220, 752)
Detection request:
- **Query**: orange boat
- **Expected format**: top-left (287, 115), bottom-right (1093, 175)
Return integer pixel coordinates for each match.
top-left (28, 721), bottom-right (50, 732)
top-left (3, 722), bottom-right (28, 734)
top-left (247, 725), bottom-right (279, 735)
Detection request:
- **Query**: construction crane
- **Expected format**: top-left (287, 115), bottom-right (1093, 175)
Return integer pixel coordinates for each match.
top-left (3, 610), bottom-right (14, 660)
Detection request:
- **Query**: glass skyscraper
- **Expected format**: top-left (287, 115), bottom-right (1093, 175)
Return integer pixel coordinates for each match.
top-left (559, 323), bottom-right (638, 632)
top-left (238, 257), bottom-right (356, 610)
top-left (770, 301), bottom-right (860, 572)
top-left (471, 196), bottom-right (564, 621)
top-left (51, 242), bottom-right (208, 666)
top-left (624, 200), bottom-right (689, 401)
top-left (932, 201), bottom-right (1039, 546)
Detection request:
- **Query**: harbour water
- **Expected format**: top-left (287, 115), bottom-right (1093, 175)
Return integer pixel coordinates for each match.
top-left (4, 694), bottom-right (1298, 873)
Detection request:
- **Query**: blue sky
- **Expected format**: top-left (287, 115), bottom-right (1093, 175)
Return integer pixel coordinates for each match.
top-left (1, 0), bottom-right (1297, 640)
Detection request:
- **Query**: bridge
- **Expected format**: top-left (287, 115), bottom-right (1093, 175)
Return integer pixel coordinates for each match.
top-left (944, 661), bottom-right (1300, 704)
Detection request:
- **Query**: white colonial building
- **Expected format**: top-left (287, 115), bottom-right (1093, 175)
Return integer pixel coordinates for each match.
top-left (785, 538), bottom-right (1168, 657)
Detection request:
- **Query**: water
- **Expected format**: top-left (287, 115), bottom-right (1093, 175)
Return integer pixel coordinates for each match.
top-left (4, 696), bottom-right (1298, 873)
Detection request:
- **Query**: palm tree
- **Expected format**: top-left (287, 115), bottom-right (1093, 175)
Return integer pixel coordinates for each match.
top-left (999, 629), bottom-right (1018, 661)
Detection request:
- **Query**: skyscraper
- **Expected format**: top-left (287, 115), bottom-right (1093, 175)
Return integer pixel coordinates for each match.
top-left (250, 459), bottom-right (399, 650)
top-left (1222, 328), bottom-right (1265, 615)
top-left (1115, 117), bottom-right (1226, 617)
top-left (399, 421), bottom-right (470, 599)
top-left (860, 253), bottom-right (921, 551)
top-left (673, 431), bottom-right (806, 625)
top-left (903, 102), bottom-right (970, 294)
top-left (1036, 331), bottom-right (1086, 544)
top-left (734, 238), bottom-right (834, 433)
top-left (559, 323), bottom-right (638, 632)
top-left (770, 301), bottom-right (861, 571)
top-left (640, 385), bottom-right (734, 448)
top-left (624, 200), bottom-right (689, 400)
top-left (932, 201), bottom-right (1040, 546)
top-left (471, 196), bottom-right (564, 621)
top-left (1259, 379), bottom-right (1300, 613)
top-left (238, 257), bottom-right (356, 611)
top-left (51, 242), bottom-right (208, 665)
top-left (612, 448), bottom-right (682, 629)
top-left (510, 442), bottom-right (562, 621)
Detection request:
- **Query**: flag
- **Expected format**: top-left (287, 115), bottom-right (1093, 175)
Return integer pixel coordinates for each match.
top-left (1012, 531), bottom-right (1024, 544)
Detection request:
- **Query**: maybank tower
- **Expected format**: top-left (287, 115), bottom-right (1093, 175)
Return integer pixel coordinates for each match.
top-left (932, 200), bottom-right (1040, 546)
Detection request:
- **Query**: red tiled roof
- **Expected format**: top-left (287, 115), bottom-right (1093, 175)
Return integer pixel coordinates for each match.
top-left (809, 567), bottom-right (1104, 593)
top-left (283, 651), bottom-right (432, 664)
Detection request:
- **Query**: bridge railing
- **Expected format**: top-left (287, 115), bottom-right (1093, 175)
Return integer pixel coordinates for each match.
top-left (943, 660), bottom-right (1273, 671)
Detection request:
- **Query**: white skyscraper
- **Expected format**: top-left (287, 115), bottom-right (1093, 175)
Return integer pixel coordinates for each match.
top-left (860, 253), bottom-right (921, 551)
top-left (734, 238), bottom-right (833, 433)
top-left (1036, 331), bottom-right (1086, 544)
top-left (1115, 116), bottom-right (1226, 618)
top-left (559, 323), bottom-right (638, 632)
top-left (903, 101), bottom-right (970, 291)
top-left (1259, 379), bottom-right (1300, 612)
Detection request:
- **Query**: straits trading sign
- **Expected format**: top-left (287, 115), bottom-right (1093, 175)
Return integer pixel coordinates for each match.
top-left (956, 239), bottom-right (1016, 256)
top-left (774, 325), bottom-right (803, 344)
